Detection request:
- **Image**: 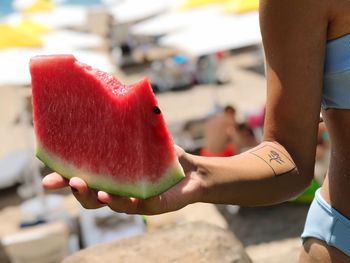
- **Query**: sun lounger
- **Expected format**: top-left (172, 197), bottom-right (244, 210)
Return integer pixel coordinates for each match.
top-left (0, 150), bottom-right (32, 189)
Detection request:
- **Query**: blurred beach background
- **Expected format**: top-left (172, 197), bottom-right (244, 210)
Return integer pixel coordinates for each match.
top-left (0, 0), bottom-right (330, 262)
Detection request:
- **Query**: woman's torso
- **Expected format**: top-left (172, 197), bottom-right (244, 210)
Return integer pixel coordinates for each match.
top-left (320, 0), bottom-right (350, 219)
top-left (298, 2), bottom-right (350, 261)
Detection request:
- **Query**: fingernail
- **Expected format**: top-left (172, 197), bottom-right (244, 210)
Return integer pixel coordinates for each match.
top-left (97, 191), bottom-right (109, 204)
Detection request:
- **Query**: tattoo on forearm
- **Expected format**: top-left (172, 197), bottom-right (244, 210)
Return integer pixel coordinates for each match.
top-left (249, 145), bottom-right (296, 176)
top-left (268, 150), bottom-right (284, 164)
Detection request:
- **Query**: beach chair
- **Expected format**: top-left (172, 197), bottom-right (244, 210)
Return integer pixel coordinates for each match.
top-left (0, 150), bottom-right (32, 190)
top-left (1, 221), bottom-right (70, 263)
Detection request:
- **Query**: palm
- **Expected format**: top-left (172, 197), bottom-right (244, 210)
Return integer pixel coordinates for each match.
top-left (102, 146), bottom-right (202, 215)
top-left (42, 146), bottom-right (202, 215)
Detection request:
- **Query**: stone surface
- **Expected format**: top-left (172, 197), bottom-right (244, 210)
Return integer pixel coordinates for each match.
top-left (62, 222), bottom-right (252, 263)
top-left (0, 242), bottom-right (11, 263)
top-left (246, 238), bottom-right (301, 263)
top-left (145, 203), bottom-right (228, 231)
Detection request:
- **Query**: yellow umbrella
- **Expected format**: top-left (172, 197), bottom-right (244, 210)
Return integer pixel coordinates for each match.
top-left (23, 0), bottom-right (54, 14)
top-left (18, 19), bottom-right (52, 34)
top-left (0, 24), bottom-right (43, 49)
top-left (180, 0), bottom-right (229, 9)
top-left (225, 0), bottom-right (259, 14)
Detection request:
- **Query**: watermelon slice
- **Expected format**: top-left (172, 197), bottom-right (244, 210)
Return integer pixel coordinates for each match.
top-left (30, 54), bottom-right (184, 199)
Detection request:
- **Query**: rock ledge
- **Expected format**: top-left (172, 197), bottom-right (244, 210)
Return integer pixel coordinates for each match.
top-left (62, 222), bottom-right (252, 263)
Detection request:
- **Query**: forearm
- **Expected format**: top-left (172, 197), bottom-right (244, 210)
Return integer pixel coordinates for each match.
top-left (194, 141), bottom-right (313, 206)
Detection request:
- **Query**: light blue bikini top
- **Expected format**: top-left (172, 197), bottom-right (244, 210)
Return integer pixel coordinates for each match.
top-left (322, 34), bottom-right (350, 109)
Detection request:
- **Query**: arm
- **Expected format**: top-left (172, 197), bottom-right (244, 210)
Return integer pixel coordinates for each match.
top-left (195, 0), bottom-right (329, 206)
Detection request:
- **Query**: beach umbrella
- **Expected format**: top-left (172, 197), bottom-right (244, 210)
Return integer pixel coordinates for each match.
top-left (109, 0), bottom-right (172, 24)
top-left (159, 12), bottom-right (261, 57)
top-left (42, 30), bottom-right (104, 50)
top-left (0, 18), bottom-right (53, 50)
top-left (225, 0), bottom-right (259, 14)
top-left (13, 0), bottom-right (57, 13)
top-left (4, 5), bottom-right (88, 29)
top-left (131, 5), bottom-right (223, 37)
top-left (16, 19), bottom-right (52, 33)
top-left (22, 0), bottom-right (55, 13)
top-left (0, 24), bottom-right (43, 49)
top-left (0, 48), bottom-right (114, 86)
top-left (179, 0), bottom-right (228, 9)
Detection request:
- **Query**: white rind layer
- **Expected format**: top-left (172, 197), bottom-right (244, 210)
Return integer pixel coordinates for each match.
top-left (37, 144), bottom-right (185, 199)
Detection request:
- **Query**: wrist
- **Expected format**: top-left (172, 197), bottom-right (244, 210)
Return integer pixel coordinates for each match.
top-left (189, 155), bottom-right (213, 203)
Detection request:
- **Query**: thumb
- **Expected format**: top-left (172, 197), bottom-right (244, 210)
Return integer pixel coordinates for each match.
top-left (174, 144), bottom-right (185, 158)
top-left (174, 145), bottom-right (197, 175)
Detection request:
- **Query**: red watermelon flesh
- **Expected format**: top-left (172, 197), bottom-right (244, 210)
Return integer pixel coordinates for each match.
top-left (30, 54), bottom-right (184, 199)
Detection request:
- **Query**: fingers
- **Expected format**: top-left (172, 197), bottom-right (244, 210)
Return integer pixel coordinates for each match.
top-left (96, 174), bottom-right (199, 215)
top-left (69, 177), bottom-right (105, 209)
top-left (98, 191), bottom-right (145, 214)
top-left (42, 167), bottom-right (196, 215)
top-left (97, 191), bottom-right (136, 214)
top-left (43, 174), bottom-right (105, 209)
top-left (42, 173), bottom-right (69, 189)
top-left (97, 191), bottom-right (167, 215)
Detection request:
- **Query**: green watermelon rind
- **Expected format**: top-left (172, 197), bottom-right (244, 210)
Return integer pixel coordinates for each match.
top-left (37, 144), bottom-right (185, 199)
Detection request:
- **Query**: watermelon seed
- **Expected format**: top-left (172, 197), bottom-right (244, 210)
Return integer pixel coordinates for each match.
top-left (153, 106), bottom-right (161, 114)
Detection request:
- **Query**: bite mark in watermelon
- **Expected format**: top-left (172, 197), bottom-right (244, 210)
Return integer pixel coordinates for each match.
top-left (30, 54), bottom-right (185, 199)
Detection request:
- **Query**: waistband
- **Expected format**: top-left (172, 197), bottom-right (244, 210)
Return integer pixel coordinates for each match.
top-left (301, 189), bottom-right (350, 256)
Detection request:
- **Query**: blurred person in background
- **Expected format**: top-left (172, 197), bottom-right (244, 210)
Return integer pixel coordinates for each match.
top-left (234, 122), bottom-right (258, 154)
top-left (43, 0), bottom-right (350, 261)
top-left (199, 105), bottom-right (237, 157)
top-left (246, 105), bottom-right (265, 142)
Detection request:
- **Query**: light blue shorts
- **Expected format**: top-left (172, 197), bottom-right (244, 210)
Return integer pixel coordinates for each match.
top-left (301, 188), bottom-right (350, 256)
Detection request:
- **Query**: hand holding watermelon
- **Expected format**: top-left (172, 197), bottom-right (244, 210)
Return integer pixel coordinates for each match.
top-left (31, 55), bottom-right (205, 212)
top-left (43, 146), bottom-right (205, 215)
